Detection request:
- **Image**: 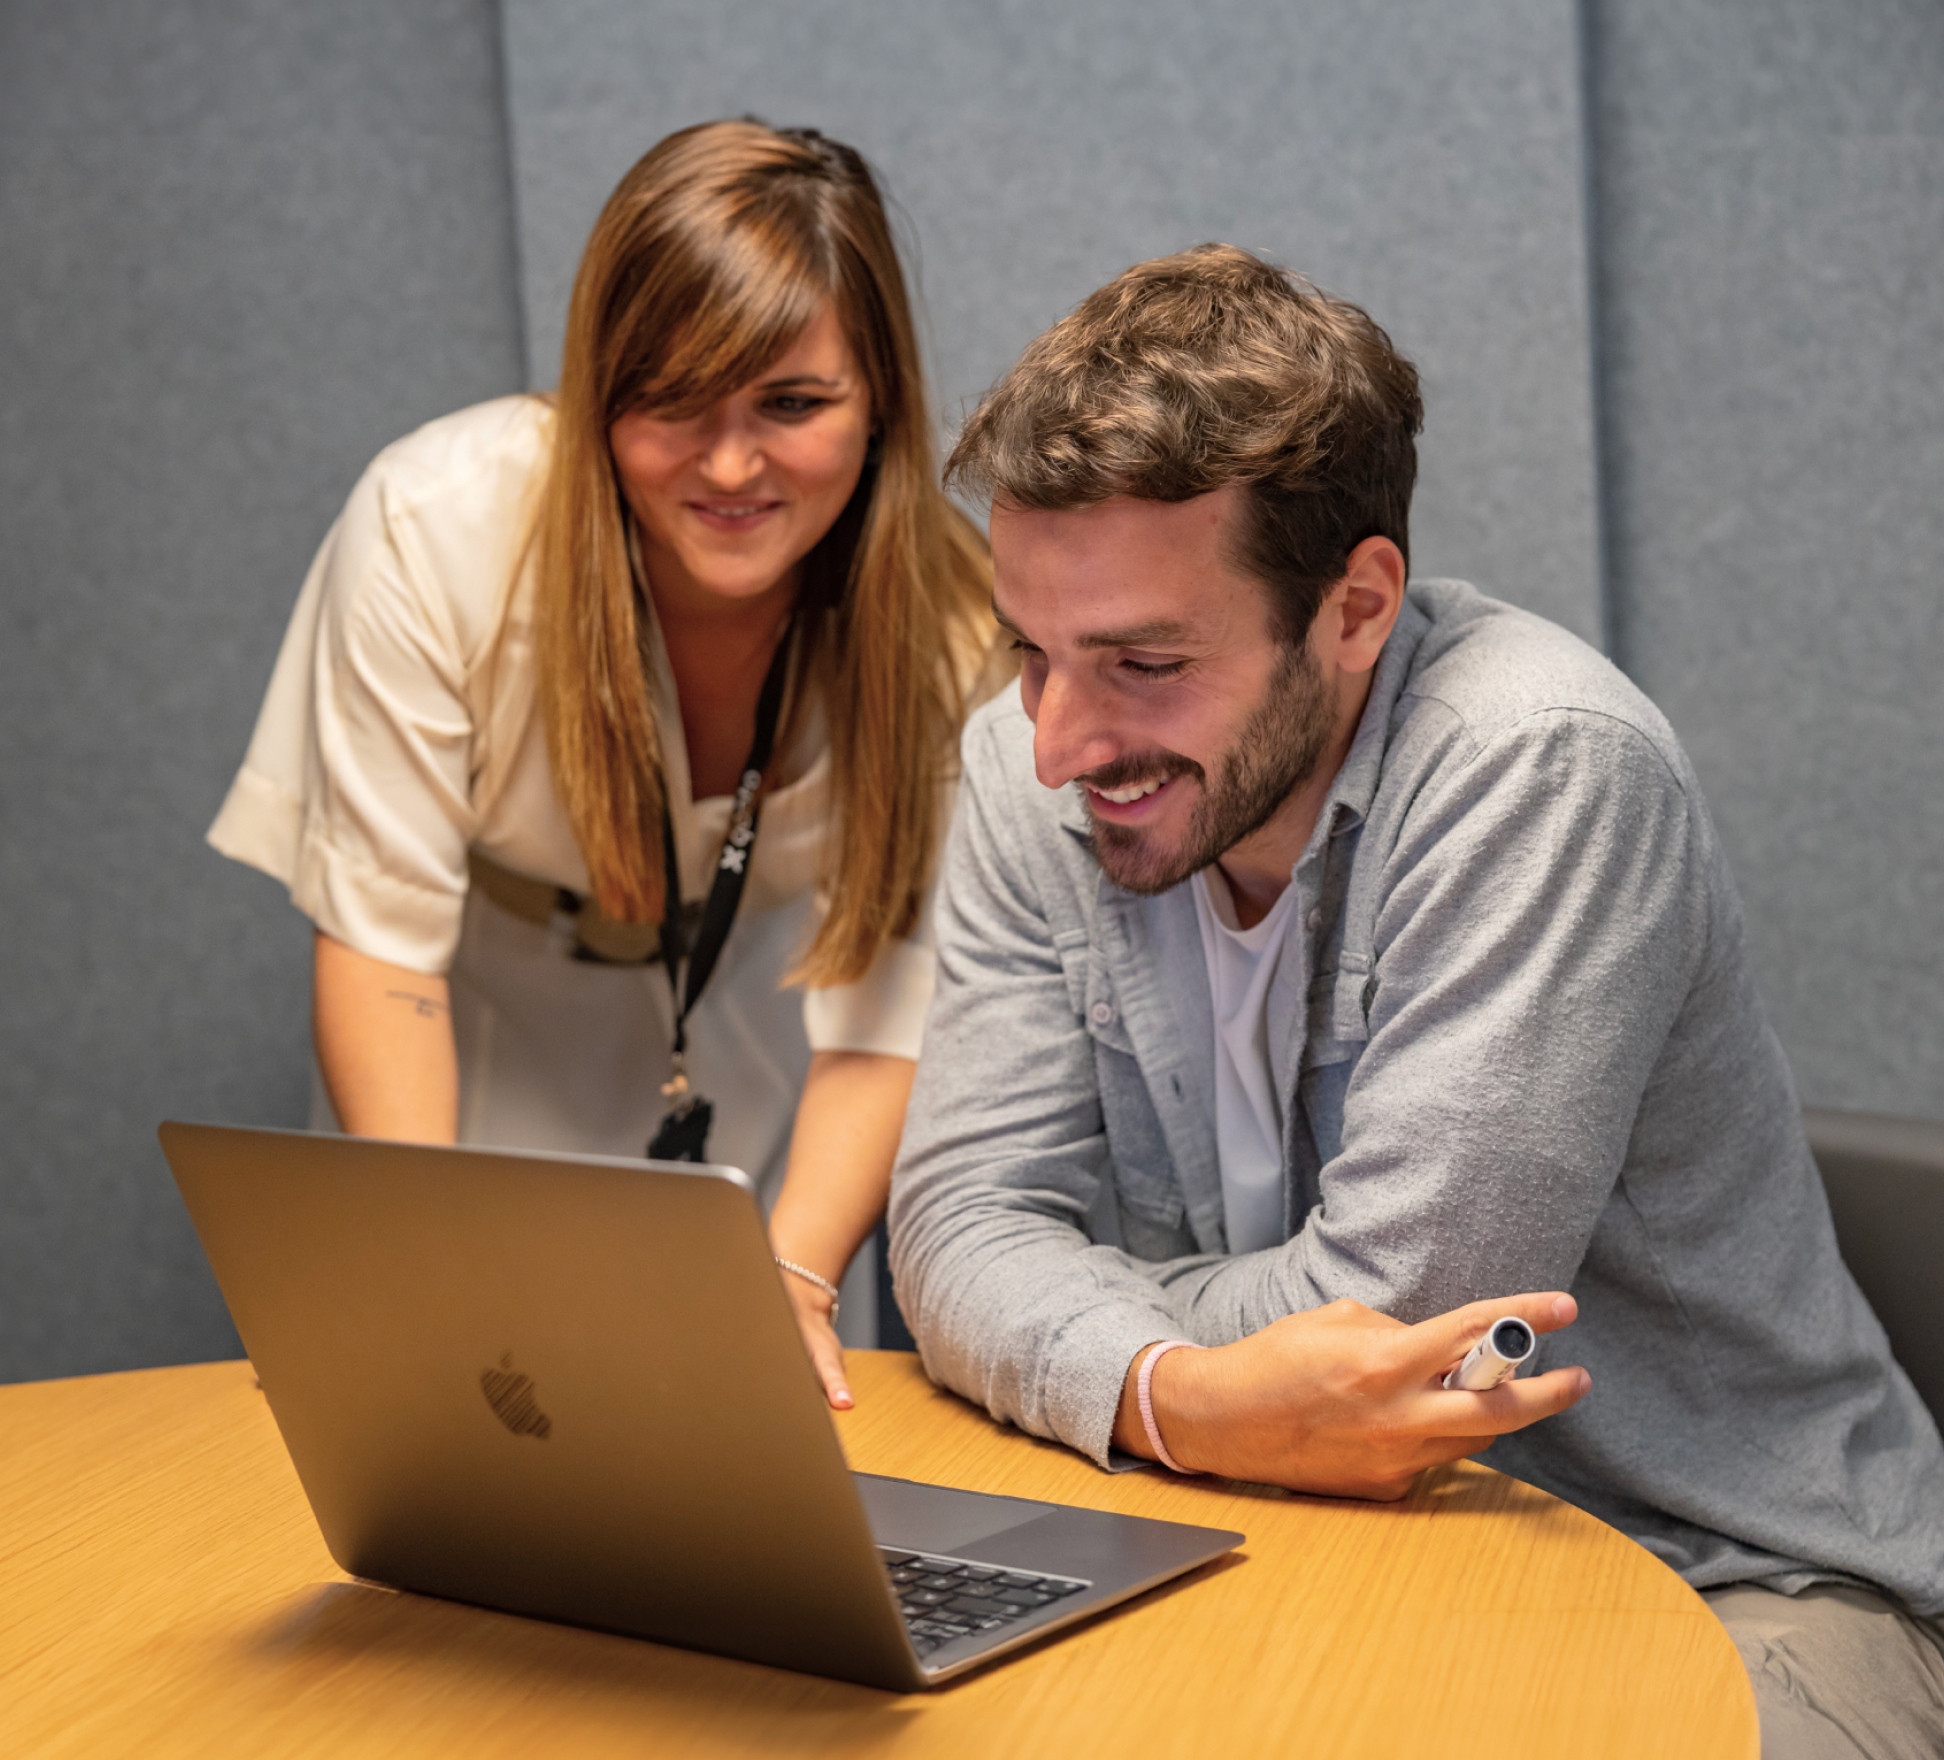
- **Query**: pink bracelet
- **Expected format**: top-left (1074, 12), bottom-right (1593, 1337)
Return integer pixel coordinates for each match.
top-left (1137, 1340), bottom-right (1203, 1475)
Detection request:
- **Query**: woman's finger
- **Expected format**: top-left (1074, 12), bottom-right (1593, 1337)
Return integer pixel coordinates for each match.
top-left (802, 1316), bottom-right (854, 1410)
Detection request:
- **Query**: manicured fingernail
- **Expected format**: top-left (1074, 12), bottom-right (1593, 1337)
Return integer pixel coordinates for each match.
top-left (834, 1391), bottom-right (853, 1408)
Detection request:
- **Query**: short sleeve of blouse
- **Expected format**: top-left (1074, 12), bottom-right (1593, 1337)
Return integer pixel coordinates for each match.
top-left (801, 939), bottom-right (939, 1059)
top-left (207, 410), bottom-right (531, 974)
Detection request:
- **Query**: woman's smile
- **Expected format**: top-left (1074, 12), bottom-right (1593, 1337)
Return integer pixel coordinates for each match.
top-left (686, 496), bottom-right (788, 533)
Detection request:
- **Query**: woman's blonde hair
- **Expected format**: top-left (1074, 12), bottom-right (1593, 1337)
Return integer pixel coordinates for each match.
top-left (534, 119), bottom-right (992, 986)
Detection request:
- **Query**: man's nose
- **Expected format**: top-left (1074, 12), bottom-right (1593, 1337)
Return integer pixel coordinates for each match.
top-left (1029, 668), bottom-right (1121, 791)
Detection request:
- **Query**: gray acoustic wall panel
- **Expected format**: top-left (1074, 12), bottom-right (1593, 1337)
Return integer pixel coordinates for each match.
top-left (502, 0), bottom-right (1605, 642)
top-left (0, 0), bottom-right (526, 1382)
top-left (1587, 0), bottom-right (1944, 1120)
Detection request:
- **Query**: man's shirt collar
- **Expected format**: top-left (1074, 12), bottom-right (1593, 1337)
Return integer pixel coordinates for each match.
top-left (1298, 587), bottom-right (1433, 869)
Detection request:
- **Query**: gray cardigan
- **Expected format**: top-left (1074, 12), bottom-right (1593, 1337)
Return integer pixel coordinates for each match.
top-left (889, 581), bottom-right (1944, 1613)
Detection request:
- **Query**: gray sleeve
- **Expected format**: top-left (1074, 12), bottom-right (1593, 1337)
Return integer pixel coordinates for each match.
top-left (888, 715), bottom-right (1189, 1466)
top-left (1166, 707), bottom-right (1712, 1333)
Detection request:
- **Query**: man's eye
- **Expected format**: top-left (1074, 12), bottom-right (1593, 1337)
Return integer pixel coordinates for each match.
top-left (1121, 657), bottom-right (1187, 679)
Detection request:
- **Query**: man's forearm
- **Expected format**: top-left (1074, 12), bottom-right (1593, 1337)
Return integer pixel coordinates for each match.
top-left (892, 1172), bottom-right (1186, 1464)
top-left (889, 911), bottom-right (1183, 1460)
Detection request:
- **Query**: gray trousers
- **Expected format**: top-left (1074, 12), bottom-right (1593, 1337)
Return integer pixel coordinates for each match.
top-left (1703, 1584), bottom-right (1944, 1759)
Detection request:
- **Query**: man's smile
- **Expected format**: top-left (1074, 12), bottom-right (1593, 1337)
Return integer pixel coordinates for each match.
top-left (1086, 775), bottom-right (1169, 805)
top-left (1077, 763), bottom-right (1197, 825)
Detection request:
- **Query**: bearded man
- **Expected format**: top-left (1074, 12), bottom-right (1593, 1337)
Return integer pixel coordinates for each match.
top-left (889, 245), bottom-right (1944, 1753)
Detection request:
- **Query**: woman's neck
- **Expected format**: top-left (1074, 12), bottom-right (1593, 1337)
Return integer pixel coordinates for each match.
top-left (646, 562), bottom-right (799, 803)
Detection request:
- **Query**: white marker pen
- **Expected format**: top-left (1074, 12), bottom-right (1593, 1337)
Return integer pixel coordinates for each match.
top-left (1442, 1316), bottom-right (1537, 1391)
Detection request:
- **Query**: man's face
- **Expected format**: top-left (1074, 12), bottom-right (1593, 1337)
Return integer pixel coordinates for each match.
top-left (991, 486), bottom-right (1338, 894)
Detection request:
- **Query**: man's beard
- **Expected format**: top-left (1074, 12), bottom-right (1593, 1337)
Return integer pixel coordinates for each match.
top-left (1084, 645), bottom-right (1337, 896)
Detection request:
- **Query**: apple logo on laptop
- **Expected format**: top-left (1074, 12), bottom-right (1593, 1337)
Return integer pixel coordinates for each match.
top-left (480, 1352), bottom-right (552, 1440)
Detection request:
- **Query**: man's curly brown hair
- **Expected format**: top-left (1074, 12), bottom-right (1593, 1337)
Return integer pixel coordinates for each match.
top-left (946, 243), bottom-right (1423, 644)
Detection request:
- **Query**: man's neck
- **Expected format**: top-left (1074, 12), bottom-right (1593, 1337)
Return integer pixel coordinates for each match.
top-left (1215, 671), bottom-right (1372, 930)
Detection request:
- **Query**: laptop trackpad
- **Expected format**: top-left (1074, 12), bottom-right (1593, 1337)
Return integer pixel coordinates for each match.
top-left (855, 1473), bottom-right (1056, 1556)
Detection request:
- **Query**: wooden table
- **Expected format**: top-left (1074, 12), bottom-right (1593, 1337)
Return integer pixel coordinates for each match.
top-left (0, 1353), bottom-right (1756, 1758)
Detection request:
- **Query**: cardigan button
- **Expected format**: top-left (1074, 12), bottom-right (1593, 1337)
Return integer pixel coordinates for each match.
top-left (1090, 1002), bottom-right (1114, 1026)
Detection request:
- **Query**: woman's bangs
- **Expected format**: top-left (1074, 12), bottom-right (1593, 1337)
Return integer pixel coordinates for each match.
top-left (618, 220), bottom-right (831, 420)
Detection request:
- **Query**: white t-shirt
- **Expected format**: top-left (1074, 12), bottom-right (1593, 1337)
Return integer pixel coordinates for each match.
top-left (1191, 865), bottom-right (1299, 1254)
top-left (209, 395), bottom-right (941, 1201)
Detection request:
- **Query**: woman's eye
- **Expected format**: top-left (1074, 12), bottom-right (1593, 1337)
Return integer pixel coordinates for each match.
top-left (766, 394), bottom-right (829, 419)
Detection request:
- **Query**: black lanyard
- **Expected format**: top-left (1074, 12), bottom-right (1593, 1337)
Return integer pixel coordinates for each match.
top-left (645, 619), bottom-right (794, 1163)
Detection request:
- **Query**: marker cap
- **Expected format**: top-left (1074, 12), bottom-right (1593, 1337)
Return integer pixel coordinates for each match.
top-left (1442, 1316), bottom-right (1538, 1391)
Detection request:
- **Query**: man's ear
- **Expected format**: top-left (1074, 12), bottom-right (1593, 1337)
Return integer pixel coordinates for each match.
top-left (1315, 537), bottom-right (1406, 676)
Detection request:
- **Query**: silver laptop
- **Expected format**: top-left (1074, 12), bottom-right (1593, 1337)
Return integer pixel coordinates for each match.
top-left (159, 1122), bottom-right (1242, 1690)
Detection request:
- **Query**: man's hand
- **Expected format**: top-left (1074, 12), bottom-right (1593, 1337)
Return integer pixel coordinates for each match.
top-left (1112, 1293), bottom-right (1590, 1499)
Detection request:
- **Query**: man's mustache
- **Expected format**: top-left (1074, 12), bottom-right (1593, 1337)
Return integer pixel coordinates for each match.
top-left (1073, 750), bottom-right (1204, 794)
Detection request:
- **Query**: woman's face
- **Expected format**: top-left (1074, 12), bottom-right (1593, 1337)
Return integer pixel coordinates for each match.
top-left (609, 303), bottom-right (874, 614)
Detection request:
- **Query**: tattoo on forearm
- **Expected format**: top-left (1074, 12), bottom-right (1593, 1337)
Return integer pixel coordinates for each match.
top-left (384, 990), bottom-right (449, 1019)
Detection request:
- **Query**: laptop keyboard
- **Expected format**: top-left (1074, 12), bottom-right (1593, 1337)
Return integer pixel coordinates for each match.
top-left (879, 1548), bottom-right (1090, 1658)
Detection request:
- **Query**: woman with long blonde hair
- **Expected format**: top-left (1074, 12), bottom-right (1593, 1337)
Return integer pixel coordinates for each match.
top-left (210, 120), bottom-right (994, 1402)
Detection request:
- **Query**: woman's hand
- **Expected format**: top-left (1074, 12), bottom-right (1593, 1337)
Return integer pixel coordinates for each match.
top-left (778, 1262), bottom-right (853, 1409)
top-left (769, 1050), bottom-right (919, 1410)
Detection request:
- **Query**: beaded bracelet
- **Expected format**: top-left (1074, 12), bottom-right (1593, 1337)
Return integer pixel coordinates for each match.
top-left (775, 1257), bottom-right (841, 1320)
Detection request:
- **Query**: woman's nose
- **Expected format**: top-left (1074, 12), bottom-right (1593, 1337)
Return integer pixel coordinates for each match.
top-left (695, 411), bottom-right (765, 489)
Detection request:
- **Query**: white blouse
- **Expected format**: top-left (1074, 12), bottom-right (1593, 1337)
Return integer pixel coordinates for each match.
top-left (209, 395), bottom-right (939, 1204)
